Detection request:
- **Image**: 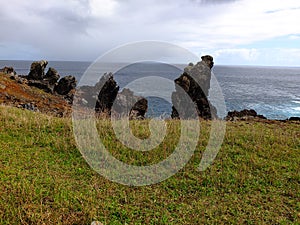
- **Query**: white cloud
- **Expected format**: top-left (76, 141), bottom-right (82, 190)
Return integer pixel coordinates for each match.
top-left (89, 0), bottom-right (118, 17)
top-left (0, 0), bottom-right (300, 65)
top-left (202, 48), bottom-right (300, 66)
top-left (288, 35), bottom-right (300, 40)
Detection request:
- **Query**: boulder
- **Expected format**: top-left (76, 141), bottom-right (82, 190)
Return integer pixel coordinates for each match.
top-left (27, 67), bottom-right (61, 94)
top-left (129, 98), bottom-right (148, 120)
top-left (0, 67), bottom-right (16, 75)
top-left (27, 60), bottom-right (48, 80)
top-left (171, 55), bottom-right (217, 119)
top-left (54, 75), bottom-right (77, 95)
top-left (28, 80), bottom-right (53, 93)
top-left (226, 109), bottom-right (267, 121)
top-left (44, 67), bottom-right (60, 85)
top-left (113, 88), bottom-right (148, 120)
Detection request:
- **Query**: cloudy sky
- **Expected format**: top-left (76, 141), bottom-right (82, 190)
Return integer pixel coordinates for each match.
top-left (1, 0), bottom-right (300, 66)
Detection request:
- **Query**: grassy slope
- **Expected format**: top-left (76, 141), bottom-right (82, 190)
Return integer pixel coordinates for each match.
top-left (0, 105), bottom-right (299, 224)
top-left (0, 72), bottom-right (70, 116)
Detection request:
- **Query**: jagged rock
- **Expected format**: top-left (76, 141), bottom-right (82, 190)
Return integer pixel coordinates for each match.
top-left (54, 75), bottom-right (77, 95)
top-left (226, 109), bottom-right (267, 121)
top-left (113, 88), bottom-right (148, 119)
top-left (26, 61), bottom-right (75, 98)
top-left (130, 98), bottom-right (148, 120)
top-left (95, 73), bottom-right (120, 116)
top-left (0, 67), bottom-right (16, 75)
top-left (171, 55), bottom-right (217, 119)
top-left (64, 89), bottom-right (76, 104)
top-left (27, 60), bottom-right (48, 80)
top-left (93, 73), bottom-right (148, 119)
top-left (78, 73), bottom-right (114, 109)
top-left (27, 67), bottom-right (60, 94)
top-left (44, 67), bottom-right (60, 85)
top-left (28, 80), bottom-right (53, 93)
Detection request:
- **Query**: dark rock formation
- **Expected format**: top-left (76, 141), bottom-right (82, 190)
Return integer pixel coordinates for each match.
top-left (288, 116), bottom-right (300, 121)
top-left (44, 67), bottom-right (60, 86)
top-left (95, 73), bottom-right (120, 116)
top-left (28, 67), bottom-right (61, 94)
top-left (28, 80), bottom-right (53, 93)
top-left (171, 55), bottom-right (217, 119)
top-left (87, 73), bottom-right (148, 119)
top-left (0, 67), bottom-right (16, 75)
top-left (26, 61), bottom-right (58, 94)
top-left (113, 88), bottom-right (148, 120)
top-left (54, 75), bottom-right (77, 95)
top-left (226, 109), bottom-right (267, 121)
top-left (130, 98), bottom-right (148, 120)
top-left (26, 60), bottom-right (76, 100)
top-left (77, 73), bottom-right (114, 109)
top-left (27, 60), bottom-right (48, 80)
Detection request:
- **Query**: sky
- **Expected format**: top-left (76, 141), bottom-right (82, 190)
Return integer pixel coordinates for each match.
top-left (1, 0), bottom-right (300, 66)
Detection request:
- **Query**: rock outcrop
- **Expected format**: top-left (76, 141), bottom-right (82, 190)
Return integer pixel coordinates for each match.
top-left (0, 68), bottom-right (71, 117)
top-left (27, 60), bottom-right (48, 80)
top-left (0, 67), bottom-right (16, 75)
top-left (54, 75), bottom-right (77, 95)
top-left (44, 67), bottom-right (60, 86)
top-left (113, 88), bottom-right (148, 120)
top-left (53, 75), bottom-right (77, 104)
top-left (95, 73), bottom-right (120, 116)
top-left (25, 61), bottom-right (76, 100)
top-left (78, 73), bottom-right (148, 119)
top-left (171, 55), bottom-right (217, 119)
top-left (226, 109), bottom-right (267, 121)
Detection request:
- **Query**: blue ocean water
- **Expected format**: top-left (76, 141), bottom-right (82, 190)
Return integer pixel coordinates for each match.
top-left (1, 60), bottom-right (299, 120)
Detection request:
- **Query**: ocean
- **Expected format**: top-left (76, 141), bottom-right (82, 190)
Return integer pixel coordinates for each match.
top-left (1, 60), bottom-right (299, 120)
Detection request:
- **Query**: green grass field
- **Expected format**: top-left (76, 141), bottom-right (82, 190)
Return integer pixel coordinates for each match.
top-left (0, 105), bottom-right (299, 224)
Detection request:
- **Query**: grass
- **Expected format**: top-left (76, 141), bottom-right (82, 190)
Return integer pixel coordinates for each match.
top-left (0, 105), bottom-right (299, 224)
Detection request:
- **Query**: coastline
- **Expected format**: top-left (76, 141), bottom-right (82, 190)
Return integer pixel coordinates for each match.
top-left (1, 60), bottom-right (300, 120)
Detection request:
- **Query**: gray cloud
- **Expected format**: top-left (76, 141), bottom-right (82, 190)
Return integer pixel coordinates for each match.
top-left (1, 0), bottom-right (300, 66)
top-left (190, 0), bottom-right (238, 5)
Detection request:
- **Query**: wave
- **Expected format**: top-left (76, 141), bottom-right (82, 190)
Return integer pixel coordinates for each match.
top-left (291, 100), bottom-right (300, 104)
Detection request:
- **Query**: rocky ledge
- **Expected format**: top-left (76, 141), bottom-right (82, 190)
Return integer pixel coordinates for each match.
top-left (0, 61), bottom-right (76, 116)
top-left (0, 61), bottom-right (148, 119)
top-left (226, 109), bottom-right (267, 121)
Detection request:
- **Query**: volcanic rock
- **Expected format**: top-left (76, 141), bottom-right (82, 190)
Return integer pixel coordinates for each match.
top-left (171, 55), bottom-right (217, 119)
top-left (95, 73), bottom-right (120, 116)
top-left (54, 75), bottom-right (77, 95)
top-left (27, 67), bottom-right (61, 94)
top-left (27, 60), bottom-right (48, 80)
top-left (44, 67), bottom-right (60, 85)
top-left (0, 67), bottom-right (16, 75)
top-left (28, 80), bottom-right (53, 93)
top-left (88, 73), bottom-right (148, 119)
top-left (226, 109), bottom-right (267, 121)
top-left (113, 88), bottom-right (148, 120)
